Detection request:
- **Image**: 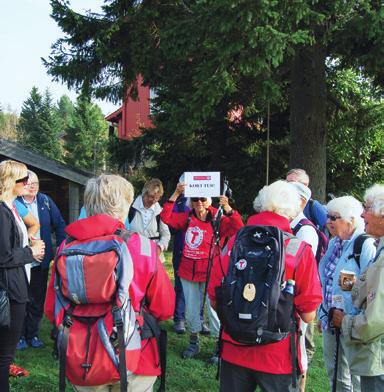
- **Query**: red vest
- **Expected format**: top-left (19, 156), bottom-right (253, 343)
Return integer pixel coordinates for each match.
top-left (179, 215), bottom-right (214, 282)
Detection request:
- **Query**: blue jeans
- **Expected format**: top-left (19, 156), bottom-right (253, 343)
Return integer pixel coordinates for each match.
top-left (180, 278), bottom-right (220, 337)
top-left (172, 232), bottom-right (204, 323)
top-left (323, 329), bottom-right (360, 392)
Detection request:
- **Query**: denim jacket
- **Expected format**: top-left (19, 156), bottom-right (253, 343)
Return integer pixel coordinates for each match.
top-left (318, 228), bottom-right (377, 327)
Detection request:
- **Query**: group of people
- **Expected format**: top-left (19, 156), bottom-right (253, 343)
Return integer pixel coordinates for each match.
top-left (0, 159), bottom-right (384, 392)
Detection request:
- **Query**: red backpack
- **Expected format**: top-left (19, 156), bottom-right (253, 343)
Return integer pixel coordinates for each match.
top-left (53, 230), bottom-right (141, 391)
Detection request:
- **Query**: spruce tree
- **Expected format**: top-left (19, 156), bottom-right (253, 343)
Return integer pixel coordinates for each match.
top-left (19, 87), bottom-right (63, 160)
top-left (64, 95), bottom-right (108, 173)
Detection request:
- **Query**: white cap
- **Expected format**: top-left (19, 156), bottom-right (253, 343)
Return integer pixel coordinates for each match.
top-left (290, 181), bottom-right (311, 201)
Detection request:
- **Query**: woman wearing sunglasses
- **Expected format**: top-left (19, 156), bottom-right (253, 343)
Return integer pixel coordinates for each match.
top-left (318, 196), bottom-right (376, 392)
top-left (0, 160), bottom-right (45, 392)
top-left (161, 181), bottom-right (243, 363)
top-left (331, 184), bottom-right (384, 392)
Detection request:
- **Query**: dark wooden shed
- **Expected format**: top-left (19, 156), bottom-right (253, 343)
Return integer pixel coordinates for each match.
top-left (0, 139), bottom-right (91, 223)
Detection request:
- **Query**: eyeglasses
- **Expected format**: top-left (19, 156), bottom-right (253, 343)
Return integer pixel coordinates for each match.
top-left (362, 202), bottom-right (373, 212)
top-left (26, 182), bottom-right (39, 187)
top-left (191, 197), bottom-right (208, 202)
top-left (15, 175), bottom-right (29, 185)
top-left (327, 214), bottom-right (342, 222)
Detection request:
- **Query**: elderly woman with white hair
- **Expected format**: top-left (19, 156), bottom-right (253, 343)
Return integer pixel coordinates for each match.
top-left (318, 196), bottom-right (377, 392)
top-left (331, 185), bottom-right (384, 392)
top-left (207, 180), bottom-right (322, 392)
top-left (160, 181), bottom-right (243, 363)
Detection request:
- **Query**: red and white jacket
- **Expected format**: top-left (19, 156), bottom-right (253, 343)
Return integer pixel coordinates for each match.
top-left (45, 214), bottom-right (175, 377)
top-left (161, 202), bottom-right (243, 282)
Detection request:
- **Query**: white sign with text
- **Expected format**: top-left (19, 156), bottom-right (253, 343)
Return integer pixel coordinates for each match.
top-left (183, 172), bottom-right (221, 197)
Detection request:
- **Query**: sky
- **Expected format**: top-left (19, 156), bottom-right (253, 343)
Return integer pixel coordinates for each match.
top-left (0, 0), bottom-right (119, 115)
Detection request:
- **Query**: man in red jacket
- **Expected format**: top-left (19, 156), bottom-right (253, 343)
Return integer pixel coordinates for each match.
top-left (208, 180), bottom-right (322, 392)
top-left (45, 174), bottom-right (175, 391)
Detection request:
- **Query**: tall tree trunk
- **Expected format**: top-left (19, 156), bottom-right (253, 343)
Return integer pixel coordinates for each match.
top-left (290, 42), bottom-right (327, 202)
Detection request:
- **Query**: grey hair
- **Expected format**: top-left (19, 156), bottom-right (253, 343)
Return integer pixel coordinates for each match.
top-left (142, 178), bottom-right (164, 197)
top-left (364, 184), bottom-right (384, 216)
top-left (84, 174), bottom-right (134, 220)
top-left (286, 168), bottom-right (310, 186)
top-left (253, 180), bottom-right (301, 220)
top-left (326, 196), bottom-right (364, 229)
top-left (27, 170), bottom-right (38, 182)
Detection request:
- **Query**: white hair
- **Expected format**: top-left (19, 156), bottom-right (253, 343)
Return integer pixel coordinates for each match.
top-left (253, 180), bottom-right (301, 220)
top-left (326, 196), bottom-right (364, 229)
top-left (364, 184), bottom-right (384, 216)
top-left (186, 197), bottom-right (212, 209)
top-left (253, 185), bottom-right (267, 213)
top-left (84, 174), bottom-right (134, 220)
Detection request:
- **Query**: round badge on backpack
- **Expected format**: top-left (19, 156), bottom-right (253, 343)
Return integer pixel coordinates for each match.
top-left (235, 259), bottom-right (247, 270)
top-left (243, 283), bottom-right (256, 302)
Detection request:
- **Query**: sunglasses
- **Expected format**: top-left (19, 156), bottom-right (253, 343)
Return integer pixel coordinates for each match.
top-left (15, 175), bottom-right (29, 185)
top-left (327, 214), bottom-right (341, 222)
top-left (191, 197), bottom-right (208, 202)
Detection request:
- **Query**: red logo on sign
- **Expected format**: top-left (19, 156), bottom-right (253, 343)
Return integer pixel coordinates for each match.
top-left (193, 176), bottom-right (211, 180)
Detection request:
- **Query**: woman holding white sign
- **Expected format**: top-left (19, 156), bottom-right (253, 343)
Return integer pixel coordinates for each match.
top-left (161, 181), bottom-right (243, 363)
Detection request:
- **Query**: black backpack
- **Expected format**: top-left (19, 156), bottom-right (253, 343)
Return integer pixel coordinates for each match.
top-left (348, 233), bottom-right (373, 269)
top-left (292, 218), bottom-right (329, 264)
top-left (215, 225), bottom-right (300, 346)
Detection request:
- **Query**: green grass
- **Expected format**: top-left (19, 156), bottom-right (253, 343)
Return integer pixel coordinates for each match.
top-left (10, 254), bottom-right (329, 391)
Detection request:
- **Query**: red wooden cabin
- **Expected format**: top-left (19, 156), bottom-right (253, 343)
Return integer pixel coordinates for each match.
top-left (105, 76), bottom-right (153, 140)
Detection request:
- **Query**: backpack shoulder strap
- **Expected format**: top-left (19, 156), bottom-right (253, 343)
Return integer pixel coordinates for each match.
top-left (308, 199), bottom-right (315, 223)
top-left (128, 206), bottom-right (137, 224)
top-left (156, 213), bottom-right (161, 233)
top-left (348, 234), bottom-right (371, 269)
top-left (292, 218), bottom-right (315, 235)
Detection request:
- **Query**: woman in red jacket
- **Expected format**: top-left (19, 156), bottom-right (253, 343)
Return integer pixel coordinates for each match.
top-left (161, 182), bottom-right (243, 363)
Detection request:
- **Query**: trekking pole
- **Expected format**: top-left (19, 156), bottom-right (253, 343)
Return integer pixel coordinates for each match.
top-left (202, 179), bottom-right (232, 310)
top-left (332, 327), bottom-right (341, 392)
top-left (202, 213), bottom-right (222, 311)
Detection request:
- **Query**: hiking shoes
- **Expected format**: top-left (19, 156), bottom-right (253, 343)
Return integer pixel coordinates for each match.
top-left (182, 335), bottom-right (200, 359)
top-left (9, 363), bottom-right (29, 377)
top-left (173, 320), bottom-right (186, 334)
top-left (16, 337), bottom-right (28, 351)
top-left (200, 323), bottom-right (210, 336)
top-left (29, 336), bottom-right (44, 349)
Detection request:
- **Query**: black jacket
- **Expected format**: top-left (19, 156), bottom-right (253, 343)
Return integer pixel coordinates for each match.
top-left (0, 202), bottom-right (34, 302)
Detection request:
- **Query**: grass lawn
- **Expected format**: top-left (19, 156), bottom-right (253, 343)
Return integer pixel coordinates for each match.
top-left (10, 254), bottom-right (329, 392)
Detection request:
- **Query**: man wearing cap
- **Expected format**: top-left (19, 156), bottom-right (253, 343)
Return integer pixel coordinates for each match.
top-left (286, 168), bottom-right (328, 232)
top-left (290, 182), bottom-right (318, 255)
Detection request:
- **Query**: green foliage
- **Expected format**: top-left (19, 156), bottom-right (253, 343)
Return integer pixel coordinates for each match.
top-left (45, 0), bottom-right (384, 200)
top-left (64, 95), bottom-right (109, 173)
top-left (18, 87), bottom-right (63, 161)
top-left (55, 95), bottom-right (75, 132)
top-left (327, 67), bottom-right (384, 199)
top-left (0, 107), bottom-right (19, 141)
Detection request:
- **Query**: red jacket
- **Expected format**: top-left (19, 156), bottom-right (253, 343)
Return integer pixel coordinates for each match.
top-left (208, 211), bottom-right (322, 374)
top-left (161, 201), bottom-right (243, 282)
top-left (45, 214), bottom-right (175, 376)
